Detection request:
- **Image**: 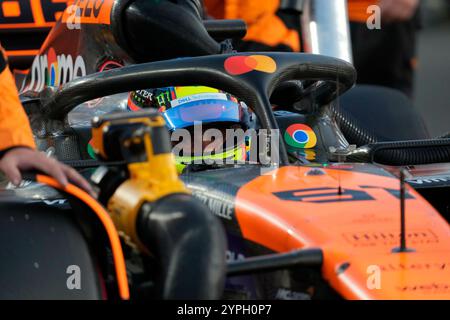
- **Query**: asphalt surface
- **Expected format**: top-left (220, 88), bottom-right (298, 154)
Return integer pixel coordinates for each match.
top-left (414, 22), bottom-right (450, 136)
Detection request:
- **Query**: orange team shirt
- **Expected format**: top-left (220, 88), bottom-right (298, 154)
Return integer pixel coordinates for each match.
top-left (0, 46), bottom-right (36, 152)
top-left (204, 0), bottom-right (301, 51)
top-left (348, 0), bottom-right (379, 23)
top-left (204, 0), bottom-right (378, 51)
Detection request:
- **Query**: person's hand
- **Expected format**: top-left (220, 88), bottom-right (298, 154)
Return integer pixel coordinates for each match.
top-left (379, 0), bottom-right (420, 22)
top-left (0, 147), bottom-right (94, 196)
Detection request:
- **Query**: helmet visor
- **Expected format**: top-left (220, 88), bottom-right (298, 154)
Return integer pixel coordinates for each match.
top-left (162, 98), bottom-right (242, 131)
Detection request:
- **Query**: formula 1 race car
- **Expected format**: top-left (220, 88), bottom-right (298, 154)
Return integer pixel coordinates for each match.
top-left (2, 0), bottom-right (450, 300)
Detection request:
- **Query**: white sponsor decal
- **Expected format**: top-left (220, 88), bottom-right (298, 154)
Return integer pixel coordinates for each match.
top-left (171, 93), bottom-right (228, 107)
top-left (44, 199), bottom-right (68, 206)
top-left (408, 176), bottom-right (450, 185)
top-left (22, 47), bottom-right (86, 92)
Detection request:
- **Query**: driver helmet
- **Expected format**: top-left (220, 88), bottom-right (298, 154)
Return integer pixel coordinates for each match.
top-left (127, 86), bottom-right (253, 172)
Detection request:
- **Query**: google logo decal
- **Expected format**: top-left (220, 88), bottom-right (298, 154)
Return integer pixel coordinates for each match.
top-left (23, 47), bottom-right (86, 92)
top-left (284, 124), bottom-right (317, 149)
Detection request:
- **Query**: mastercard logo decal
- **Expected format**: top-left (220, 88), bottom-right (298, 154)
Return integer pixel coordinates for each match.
top-left (224, 55), bottom-right (277, 75)
top-left (284, 124), bottom-right (317, 149)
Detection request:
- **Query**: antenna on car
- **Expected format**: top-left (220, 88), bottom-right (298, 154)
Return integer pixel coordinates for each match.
top-left (392, 168), bottom-right (415, 253)
top-left (336, 71), bottom-right (343, 196)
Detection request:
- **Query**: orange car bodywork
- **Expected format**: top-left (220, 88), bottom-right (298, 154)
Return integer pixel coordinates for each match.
top-left (235, 166), bottom-right (450, 299)
top-left (60, 0), bottom-right (112, 25)
top-left (0, 0), bottom-right (69, 61)
top-left (0, 0), bottom-right (114, 60)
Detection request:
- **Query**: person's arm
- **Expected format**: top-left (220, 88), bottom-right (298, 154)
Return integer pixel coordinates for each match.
top-left (0, 48), bottom-right (36, 152)
top-left (0, 48), bottom-right (93, 194)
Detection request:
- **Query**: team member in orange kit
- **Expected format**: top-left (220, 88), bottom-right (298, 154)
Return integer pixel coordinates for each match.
top-left (204, 0), bottom-right (420, 96)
